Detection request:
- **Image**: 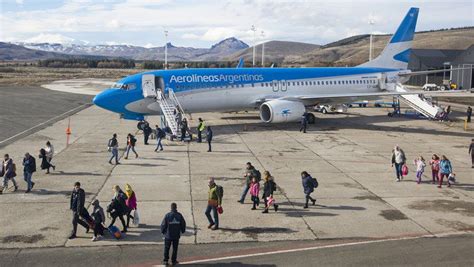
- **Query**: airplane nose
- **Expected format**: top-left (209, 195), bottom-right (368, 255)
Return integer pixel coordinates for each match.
top-left (93, 88), bottom-right (118, 111)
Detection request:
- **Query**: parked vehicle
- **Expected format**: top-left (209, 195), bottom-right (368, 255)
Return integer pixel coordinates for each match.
top-left (314, 104), bottom-right (348, 114)
top-left (422, 83), bottom-right (438, 91)
top-left (348, 100), bottom-right (369, 107)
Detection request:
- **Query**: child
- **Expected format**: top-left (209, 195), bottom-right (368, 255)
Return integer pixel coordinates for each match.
top-left (91, 199), bottom-right (106, 241)
top-left (249, 177), bottom-right (260, 210)
top-left (414, 156), bottom-right (426, 184)
top-left (429, 154), bottom-right (440, 184)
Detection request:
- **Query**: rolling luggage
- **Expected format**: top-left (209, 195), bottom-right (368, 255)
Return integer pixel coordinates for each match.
top-left (108, 225), bottom-right (121, 239)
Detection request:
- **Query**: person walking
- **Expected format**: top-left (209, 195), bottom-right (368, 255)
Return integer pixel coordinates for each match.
top-left (155, 125), bottom-right (165, 152)
top-left (262, 171), bottom-right (278, 213)
top-left (197, 118), bottom-right (205, 143)
top-left (108, 133), bottom-right (120, 165)
top-left (22, 153), bottom-right (36, 193)
top-left (249, 177), bottom-right (260, 210)
top-left (238, 162), bottom-right (260, 204)
top-left (391, 145), bottom-right (406, 182)
top-left (1, 154), bottom-right (18, 193)
top-left (467, 106), bottom-right (472, 123)
top-left (299, 112), bottom-right (308, 133)
top-left (469, 139), bottom-right (474, 168)
top-left (413, 156), bottom-right (426, 184)
top-left (161, 203), bottom-right (186, 266)
top-left (301, 171), bottom-right (316, 209)
top-left (69, 182), bottom-right (89, 239)
top-left (438, 155), bottom-right (453, 188)
top-left (91, 199), bottom-right (105, 241)
top-left (205, 178), bottom-right (222, 230)
top-left (45, 141), bottom-right (56, 170)
top-left (124, 184), bottom-right (137, 228)
top-left (206, 126), bottom-right (213, 152)
top-left (124, 133), bottom-right (139, 159)
top-left (143, 121), bottom-right (152, 145)
top-left (107, 185), bottom-right (128, 233)
top-left (429, 154), bottom-right (440, 184)
top-left (39, 148), bottom-right (53, 174)
top-left (180, 118), bottom-right (188, 141)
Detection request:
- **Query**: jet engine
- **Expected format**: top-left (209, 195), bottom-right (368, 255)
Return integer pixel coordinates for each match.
top-left (259, 99), bottom-right (306, 123)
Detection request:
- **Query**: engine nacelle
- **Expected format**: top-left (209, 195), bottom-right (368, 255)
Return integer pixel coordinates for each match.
top-left (259, 99), bottom-right (306, 123)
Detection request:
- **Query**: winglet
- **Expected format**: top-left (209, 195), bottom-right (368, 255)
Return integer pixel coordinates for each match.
top-left (236, 57), bottom-right (244, 68)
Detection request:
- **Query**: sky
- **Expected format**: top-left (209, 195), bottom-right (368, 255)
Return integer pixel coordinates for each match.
top-left (1, 0), bottom-right (473, 48)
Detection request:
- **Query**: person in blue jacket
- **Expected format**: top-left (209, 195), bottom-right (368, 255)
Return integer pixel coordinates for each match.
top-left (301, 171), bottom-right (316, 208)
top-left (438, 155), bottom-right (453, 188)
top-left (161, 202), bottom-right (186, 266)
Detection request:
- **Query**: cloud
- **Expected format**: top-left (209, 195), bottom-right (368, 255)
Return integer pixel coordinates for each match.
top-left (25, 33), bottom-right (75, 44)
top-left (16, 0), bottom-right (24, 4)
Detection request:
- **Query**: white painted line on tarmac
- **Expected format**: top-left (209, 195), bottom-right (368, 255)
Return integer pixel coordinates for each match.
top-left (179, 235), bottom-right (432, 265)
top-left (0, 104), bottom-right (90, 146)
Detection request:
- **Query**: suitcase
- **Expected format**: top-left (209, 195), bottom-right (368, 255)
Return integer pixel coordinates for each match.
top-left (108, 225), bottom-right (121, 239)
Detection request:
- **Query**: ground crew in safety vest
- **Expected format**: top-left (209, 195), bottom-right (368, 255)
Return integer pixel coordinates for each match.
top-left (197, 118), bottom-right (205, 143)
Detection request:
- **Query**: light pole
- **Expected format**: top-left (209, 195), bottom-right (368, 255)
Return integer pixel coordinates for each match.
top-left (369, 18), bottom-right (375, 61)
top-left (164, 30), bottom-right (168, 69)
top-left (261, 30), bottom-right (265, 67)
top-left (251, 25), bottom-right (256, 67)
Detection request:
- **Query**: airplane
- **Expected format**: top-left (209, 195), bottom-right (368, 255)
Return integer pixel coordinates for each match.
top-left (93, 7), bottom-right (451, 126)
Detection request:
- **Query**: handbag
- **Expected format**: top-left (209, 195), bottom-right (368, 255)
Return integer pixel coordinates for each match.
top-left (133, 209), bottom-right (140, 226)
top-left (217, 206), bottom-right (223, 214)
top-left (267, 196), bottom-right (275, 206)
top-left (402, 164), bottom-right (409, 176)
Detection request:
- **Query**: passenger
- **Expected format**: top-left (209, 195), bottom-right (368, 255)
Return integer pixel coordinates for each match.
top-left (249, 176), bottom-right (260, 210)
top-left (69, 182), bottom-right (89, 239)
top-left (1, 154), bottom-right (18, 193)
top-left (91, 199), bottom-right (105, 241)
top-left (143, 121), bottom-right (152, 145)
top-left (155, 125), bottom-right (165, 152)
top-left (299, 112), bottom-right (308, 133)
top-left (391, 145), bottom-right (406, 182)
top-left (469, 139), bottom-right (474, 168)
top-left (39, 148), bottom-right (52, 174)
top-left (180, 118), bottom-right (188, 141)
top-left (205, 178), bottom-right (221, 230)
top-left (413, 156), bottom-right (426, 184)
top-left (438, 155), bottom-right (453, 188)
top-left (108, 133), bottom-right (120, 165)
top-left (206, 126), bottom-right (213, 152)
top-left (262, 171), bottom-right (278, 213)
top-left (238, 162), bottom-right (260, 204)
top-left (22, 153), bottom-right (36, 193)
top-left (174, 109), bottom-right (182, 129)
top-left (124, 184), bottom-right (137, 228)
top-left (124, 133), bottom-right (139, 159)
top-left (161, 202), bottom-right (186, 266)
top-left (467, 106), bottom-right (472, 123)
top-left (197, 118), bottom-right (205, 143)
top-left (301, 171), bottom-right (316, 209)
top-left (107, 185), bottom-right (128, 233)
top-left (45, 141), bottom-right (56, 171)
top-left (429, 154), bottom-right (440, 184)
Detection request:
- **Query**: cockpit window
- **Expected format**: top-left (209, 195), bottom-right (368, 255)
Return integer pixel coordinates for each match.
top-left (113, 83), bottom-right (137, 90)
top-left (112, 83), bottom-right (123, 89)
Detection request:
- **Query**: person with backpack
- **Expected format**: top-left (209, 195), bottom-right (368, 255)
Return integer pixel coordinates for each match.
top-left (161, 202), bottom-right (186, 266)
top-left (143, 121), bottom-right (152, 145)
top-left (391, 145), bottom-right (406, 182)
top-left (1, 154), bottom-right (18, 193)
top-left (180, 118), bottom-right (189, 141)
top-left (249, 177), bottom-right (260, 210)
top-left (22, 153), bottom-right (36, 193)
top-left (238, 162), bottom-right (260, 204)
top-left (91, 199), bottom-right (105, 241)
top-left (155, 125), bottom-right (165, 152)
top-left (45, 141), bottom-right (56, 171)
top-left (69, 182), bottom-right (89, 239)
top-left (300, 112), bottom-right (308, 133)
top-left (107, 185), bottom-right (128, 233)
top-left (262, 171), bottom-right (278, 213)
top-left (205, 178), bottom-right (222, 230)
top-left (39, 148), bottom-right (52, 174)
top-left (438, 155), bottom-right (453, 188)
top-left (301, 171), bottom-right (317, 209)
top-left (125, 133), bottom-right (139, 159)
top-left (108, 133), bottom-right (120, 165)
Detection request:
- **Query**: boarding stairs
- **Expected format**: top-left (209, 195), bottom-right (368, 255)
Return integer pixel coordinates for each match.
top-left (394, 83), bottom-right (441, 119)
top-left (156, 89), bottom-right (186, 136)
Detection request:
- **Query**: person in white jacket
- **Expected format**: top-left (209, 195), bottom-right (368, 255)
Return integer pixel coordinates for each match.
top-left (45, 141), bottom-right (56, 170)
top-left (414, 156), bottom-right (426, 184)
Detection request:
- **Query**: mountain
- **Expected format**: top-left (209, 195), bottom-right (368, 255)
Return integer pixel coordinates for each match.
top-left (15, 37), bottom-right (249, 61)
top-left (0, 42), bottom-right (76, 60)
top-left (284, 27), bottom-right (474, 66)
top-left (227, 41), bottom-right (320, 64)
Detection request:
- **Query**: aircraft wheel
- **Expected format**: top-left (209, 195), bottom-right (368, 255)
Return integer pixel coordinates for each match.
top-left (307, 113), bottom-right (316, 124)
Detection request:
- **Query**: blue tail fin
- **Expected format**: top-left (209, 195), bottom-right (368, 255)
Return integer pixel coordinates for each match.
top-left (359, 7), bottom-right (419, 69)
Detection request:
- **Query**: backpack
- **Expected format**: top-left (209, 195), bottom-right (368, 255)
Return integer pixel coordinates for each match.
top-left (12, 163), bottom-right (16, 173)
top-left (254, 170), bottom-right (261, 182)
top-left (312, 178), bottom-right (319, 189)
top-left (158, 128), bottom-right (166, 138)
top-left (270, 180), bottom-right (277, 192)
top-left (216, 185), bottom-right (224, 201)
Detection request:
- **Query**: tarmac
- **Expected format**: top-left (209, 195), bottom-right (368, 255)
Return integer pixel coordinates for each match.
top-left (0, 92), bottom-right (473, 251)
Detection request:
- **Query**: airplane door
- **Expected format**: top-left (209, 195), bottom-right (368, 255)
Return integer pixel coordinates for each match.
top-left (379, 73), bottom-right (387, 90)
top-left (142, 74), bottom-right (157, 98)
top-left (272, 80), bottom-right (278, 92)
top-left (281, 80), bottom-right (287, 92)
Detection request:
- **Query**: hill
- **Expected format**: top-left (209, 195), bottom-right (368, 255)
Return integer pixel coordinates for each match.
top-left (284, 27), bottom-right (474, 66)
top-left (0, 42), bottom-right (74, 61)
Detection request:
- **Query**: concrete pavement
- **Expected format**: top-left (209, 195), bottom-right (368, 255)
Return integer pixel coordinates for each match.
top-left (0, 99), bottom-right (473, 250)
